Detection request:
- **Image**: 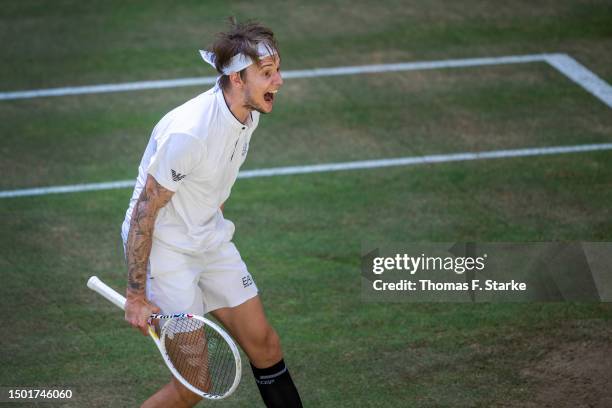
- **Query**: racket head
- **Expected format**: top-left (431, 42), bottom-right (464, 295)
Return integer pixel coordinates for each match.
top-left (157, 315), bottom-right (241, 400)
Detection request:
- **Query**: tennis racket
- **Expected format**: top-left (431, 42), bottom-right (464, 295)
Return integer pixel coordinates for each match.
top-left (87, 276), bottom-right (241, 400)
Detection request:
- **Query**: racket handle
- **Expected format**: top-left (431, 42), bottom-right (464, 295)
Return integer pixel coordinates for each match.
top-left (87, 276), bottom-right (127, 311)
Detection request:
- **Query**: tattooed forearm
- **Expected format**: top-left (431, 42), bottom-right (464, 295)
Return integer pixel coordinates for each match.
top-left (126, 175), bottom-right (174, 297)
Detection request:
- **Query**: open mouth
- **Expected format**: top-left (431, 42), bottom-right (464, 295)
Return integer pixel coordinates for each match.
top-left (263, 90), bottom-right (277, 103)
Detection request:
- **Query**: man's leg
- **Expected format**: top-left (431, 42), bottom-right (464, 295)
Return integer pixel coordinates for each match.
top-left (141, 377), bottom-right (201, 408)
top-left (212, 296), bottom-right (303, 408)
top-left (141, 242), bottom-right (207, 408)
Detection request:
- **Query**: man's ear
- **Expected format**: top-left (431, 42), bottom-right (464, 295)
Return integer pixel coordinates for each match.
top-left (229, 72), bottom-right (244, 89)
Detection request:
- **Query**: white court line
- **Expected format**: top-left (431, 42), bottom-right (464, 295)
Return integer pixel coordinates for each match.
top-left (2, 143), bottom-right (611, 199)
top-left (0, 53), bottom-right (609, 108)
top-left (0, 54), bottom-right (548, 101)
top-left (546, 54), bottom-right (612, 109)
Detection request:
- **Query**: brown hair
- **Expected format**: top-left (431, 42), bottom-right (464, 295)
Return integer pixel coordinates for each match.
top-left (209, 17), bottom-right (279, 90)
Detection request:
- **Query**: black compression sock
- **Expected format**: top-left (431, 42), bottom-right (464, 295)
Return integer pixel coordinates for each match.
top-left (250, 359), bottom-right (303, 408)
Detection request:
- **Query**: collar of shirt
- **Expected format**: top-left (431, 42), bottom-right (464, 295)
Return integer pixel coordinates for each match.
top-left (214, 82), bottom-right (253, 132)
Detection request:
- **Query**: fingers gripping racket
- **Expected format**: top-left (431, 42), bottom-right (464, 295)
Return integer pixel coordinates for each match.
top-left (87, 276), bottom-right (241, 400)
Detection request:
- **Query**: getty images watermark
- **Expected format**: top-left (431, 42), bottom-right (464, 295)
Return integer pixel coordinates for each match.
top-left (361, 242), bottom-right (612, 302)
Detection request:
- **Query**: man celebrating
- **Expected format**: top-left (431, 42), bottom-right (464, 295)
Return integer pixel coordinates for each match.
top-left (121, 19), bottom-right (303, 408)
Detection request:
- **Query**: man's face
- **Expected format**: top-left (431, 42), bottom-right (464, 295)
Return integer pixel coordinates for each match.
top-left (241, 55), bottom-right (283, 114)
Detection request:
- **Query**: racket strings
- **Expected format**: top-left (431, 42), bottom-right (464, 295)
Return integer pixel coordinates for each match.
top-left (163, 318), bottom-right (236, 397)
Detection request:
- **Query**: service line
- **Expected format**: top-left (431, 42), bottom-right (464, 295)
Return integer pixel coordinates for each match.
top-left (2, 143), bottom-right (611, 198)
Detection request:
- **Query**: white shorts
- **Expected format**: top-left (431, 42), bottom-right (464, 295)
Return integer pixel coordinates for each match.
top-left (141, 240), bottom-right (258, 315)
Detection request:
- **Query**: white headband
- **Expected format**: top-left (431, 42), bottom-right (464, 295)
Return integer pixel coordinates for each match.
top-left (199, 42), bottom-right (276, 75)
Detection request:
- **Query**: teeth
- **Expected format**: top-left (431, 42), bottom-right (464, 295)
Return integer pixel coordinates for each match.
top-left (270, 90), bottom-right (278, 94)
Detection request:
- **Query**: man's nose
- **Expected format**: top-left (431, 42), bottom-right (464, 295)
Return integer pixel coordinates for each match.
top-left (275, 71), bottom-right (284, 87)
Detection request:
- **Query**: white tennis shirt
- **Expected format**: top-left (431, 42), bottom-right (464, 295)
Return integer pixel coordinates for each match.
top-left (121, 83), bottom-right (260, 254)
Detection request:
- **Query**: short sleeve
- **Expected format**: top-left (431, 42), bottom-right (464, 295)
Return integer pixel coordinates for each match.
top-left (147, 133), bottom-right (203, 192)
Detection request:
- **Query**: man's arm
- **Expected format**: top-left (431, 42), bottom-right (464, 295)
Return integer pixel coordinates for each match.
top-left (125, 174), bottom-right (174, 335)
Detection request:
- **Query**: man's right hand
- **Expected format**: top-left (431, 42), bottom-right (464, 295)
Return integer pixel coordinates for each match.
top-left (125, 294), bottom-right (160, 336)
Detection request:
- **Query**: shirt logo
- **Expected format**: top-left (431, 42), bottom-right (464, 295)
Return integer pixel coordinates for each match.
top-left (242, 142), bottom-right (248, 157)
top-left (171, 169), bottom-right (186, 182)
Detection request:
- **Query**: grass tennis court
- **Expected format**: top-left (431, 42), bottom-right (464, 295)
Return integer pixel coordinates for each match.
top-left (1, 1), bottom-right (612, 406)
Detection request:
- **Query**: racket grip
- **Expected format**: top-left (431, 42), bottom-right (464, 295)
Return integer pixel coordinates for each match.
top-left (87, 276), bottom-right (127, 311)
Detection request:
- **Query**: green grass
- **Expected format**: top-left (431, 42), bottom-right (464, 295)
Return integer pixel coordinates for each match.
top-left (1, 1), bottom-right (612, 407)
top-left (1, 0), bottom-right (611, 90)
top-left (2, 156), bottom-right (612, 406)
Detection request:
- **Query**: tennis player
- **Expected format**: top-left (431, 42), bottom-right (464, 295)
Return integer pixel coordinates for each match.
top-left (121, 19), bottom-right (303, 408)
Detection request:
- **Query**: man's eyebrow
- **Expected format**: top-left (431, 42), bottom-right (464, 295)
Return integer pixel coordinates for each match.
top-left (259, 57), bottom-right (281, 70)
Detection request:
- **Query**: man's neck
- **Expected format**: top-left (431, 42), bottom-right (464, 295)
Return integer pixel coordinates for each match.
top-left (222, 87), bottom-right (250, 124)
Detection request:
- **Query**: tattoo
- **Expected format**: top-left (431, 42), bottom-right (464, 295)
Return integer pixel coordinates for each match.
top-left (126, 175), bottom-right (174, 296)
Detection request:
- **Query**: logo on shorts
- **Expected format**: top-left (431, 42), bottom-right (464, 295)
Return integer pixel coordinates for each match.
top-left (242, 275), bottom-right (254, 288)
top-left (171, 169), bottom-right (186, 182)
